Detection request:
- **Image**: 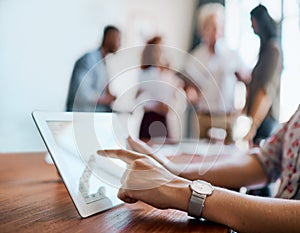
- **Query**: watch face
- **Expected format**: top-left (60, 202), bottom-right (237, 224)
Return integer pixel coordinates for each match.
top-left (191, 180), bottom-right (214, 195)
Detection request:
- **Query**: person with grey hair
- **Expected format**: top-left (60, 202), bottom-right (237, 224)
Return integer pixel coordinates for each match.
top-left (184, 3), bottom-right (249, 143)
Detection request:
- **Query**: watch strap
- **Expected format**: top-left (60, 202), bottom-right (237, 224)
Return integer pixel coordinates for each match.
top-left (188, 190), bottom-right (206, 218)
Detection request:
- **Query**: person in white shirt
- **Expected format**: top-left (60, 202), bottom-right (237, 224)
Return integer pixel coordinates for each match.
top-left (184, 3), bottom-right (248, 143)
top-left (137, 36), bottom-right (185, 142)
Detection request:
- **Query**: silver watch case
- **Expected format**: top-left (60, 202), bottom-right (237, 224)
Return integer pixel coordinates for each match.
top-left (188, 180), bottom-right (214, 218)
top-left (190, 180), bottom-right (214, 195)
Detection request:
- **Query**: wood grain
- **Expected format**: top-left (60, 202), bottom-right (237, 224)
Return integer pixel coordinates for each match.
top-left (0, 152), bottom-right (229, 233)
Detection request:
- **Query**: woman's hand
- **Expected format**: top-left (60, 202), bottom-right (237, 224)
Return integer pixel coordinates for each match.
top-left (243, 124), bottom-right (257, 147)
top-left (127, 136), bottom-right (168, 165)
top-left (127, 136), bottom-right (184, 176)
top-left (97, 148), bottom-right (191, 211)
top-left (144, 102), bottom-right (169, 115)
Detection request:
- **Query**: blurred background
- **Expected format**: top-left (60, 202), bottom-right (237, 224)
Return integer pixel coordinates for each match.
top-left (0, 0), bottom-right (299, 152)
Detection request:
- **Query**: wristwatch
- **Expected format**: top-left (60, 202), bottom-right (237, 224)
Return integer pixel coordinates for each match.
top-left (188, 180), bottom-right (214, 218)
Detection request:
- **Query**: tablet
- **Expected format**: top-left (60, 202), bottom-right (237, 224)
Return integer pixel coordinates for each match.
top-left (32, 111), bottom-right (129, 218)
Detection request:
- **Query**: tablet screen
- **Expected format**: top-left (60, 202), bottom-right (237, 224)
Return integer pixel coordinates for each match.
top-left (32, 112), bottom-right (129, 217)
top-left (47, 120), bottom-right (126, 202)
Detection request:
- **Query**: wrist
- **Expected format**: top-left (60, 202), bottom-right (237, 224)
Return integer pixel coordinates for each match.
top-left (187, 180), bottom-right (214, 218)
top-left (164, 178), bottom-right (192, 212)
top-left (251, 118), bottom-right (260, 130)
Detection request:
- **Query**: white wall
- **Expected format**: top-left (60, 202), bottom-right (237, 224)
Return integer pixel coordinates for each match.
top-left (124, 0), bottom-right (196, 50)
top-left (0, 0), bottom-right (196, 152)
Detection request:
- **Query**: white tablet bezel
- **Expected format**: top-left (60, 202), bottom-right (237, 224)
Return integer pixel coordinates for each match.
top-left (32, 111), bottom-right (128, 218)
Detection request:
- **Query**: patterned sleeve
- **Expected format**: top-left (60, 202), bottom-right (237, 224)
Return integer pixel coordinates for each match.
top-left (254, 123), bottom-right (287, 183)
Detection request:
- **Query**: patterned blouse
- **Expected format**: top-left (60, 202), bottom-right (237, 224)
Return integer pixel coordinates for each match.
top-left (255, 105), bottom-right (300, 199)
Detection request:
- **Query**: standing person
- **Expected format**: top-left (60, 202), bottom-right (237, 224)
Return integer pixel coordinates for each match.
top-left (241, 4), bottom-right (283, 145)
top-left (137, 36), bottom-right (183, 142)
top-left (184, 3), bottom-right (249, 144)
top-left (66, 25), bottom-right (121, 112)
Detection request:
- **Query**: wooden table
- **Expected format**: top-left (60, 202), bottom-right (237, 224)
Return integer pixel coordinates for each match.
top-left (0, 152), bottom-right (229, 233)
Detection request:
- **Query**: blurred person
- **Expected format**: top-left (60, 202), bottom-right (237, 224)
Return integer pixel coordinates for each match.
top-left (238, 4), bottom-right (283, 146)
top-left (97, 104), bottom-right (300, 233)
top-left (137, 36), bottom-right (185, 142)
top-left (236, 4), bottom-right (283, 197)
top-left (184, 3), bottom-right (249, 143)
top-left (66, 25), bottom-right (121, 112)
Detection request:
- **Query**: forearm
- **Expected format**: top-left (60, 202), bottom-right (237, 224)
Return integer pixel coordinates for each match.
top-left (202, 187), bottom-right (300, 233)
top-left (97, 94), bottom-right (115, 105)
top-left (235, 71), bottom-right (251, 85)
top-left (165, 177), bottom-right (300, 233)
top-left (173, 185), bottom-right (300, 233)
top-left (97, 87), bottom-right (116, 105)
top-left (100, 147), bottom-right (299, 233)
top-left (144, 102), bottom-right (168, 114)
top-left (166, 155), bottom-right (268, 189)
top-left (249, 89), bottom-right (271, 129)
